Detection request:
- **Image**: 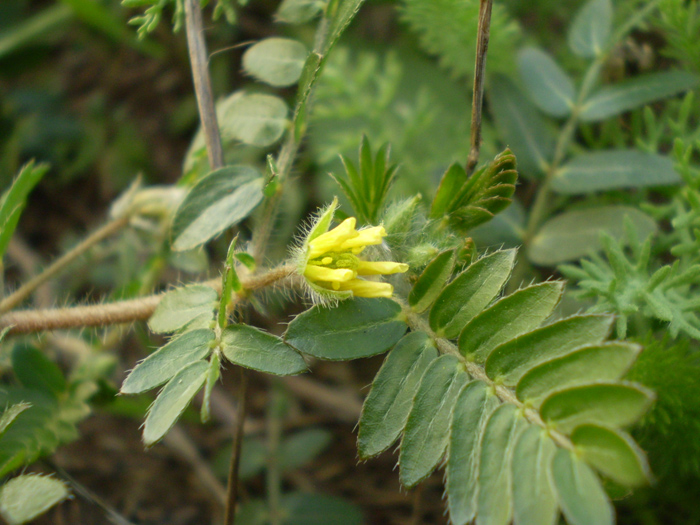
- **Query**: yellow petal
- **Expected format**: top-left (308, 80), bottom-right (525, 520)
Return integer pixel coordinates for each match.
top-left (336, 279), bottom-right (394, 298)
top-left (304, 265), bottom-right (356, 283)
top-left (308, 217), bottom-right (358, 258)
top-left (339, 226), bottom-right (386, 250)
top-left (356, 261), bottom-right (409, 276)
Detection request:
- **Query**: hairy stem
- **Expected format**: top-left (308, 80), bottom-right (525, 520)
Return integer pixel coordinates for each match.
top-left (466, 0), bottom-right (494, 175)
top-left (0, 264), bottom-right (296, 335)
top-left (224, 367), bottom-right (249, 525)
top-left (0, 216), bottom-right (130, 314)
top-left (184, 0), bottom-right (225, 170)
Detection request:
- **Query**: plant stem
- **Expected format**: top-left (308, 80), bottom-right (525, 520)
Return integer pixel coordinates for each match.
top-left (266, 380), bottom-right (285, 525)
top-left (0, 263), bottom-right (296, 335)
top-left (508, 59), bottom-right (603, 289)
top-left (250, 16), bottom-right (330, 260)
top-left (509, 2), bottom-right (662, 287)
top-left (0, 216), bottom-right (130, 314)
top-left (184, 0), bottom-right (225, 170)
top-left (224, 367), bottom-right (249, 525)
top-left (466, 0), bottom-right (494, 175)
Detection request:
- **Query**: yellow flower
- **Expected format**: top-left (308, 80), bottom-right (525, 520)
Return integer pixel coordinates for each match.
top-left (299, 201), bottom-right (408, 300)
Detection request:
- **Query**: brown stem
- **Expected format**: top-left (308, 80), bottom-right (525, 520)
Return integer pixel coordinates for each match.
top-left (224, 367), bottom-right (249, 525)
top-left (0, 264), bottom-right (295, 335)
top-left (0, 216), bottom-right (129, 314)
top-left (184, 0), bottom-right (225, 170)
top-left (466, 0), bottom-right (494, 175)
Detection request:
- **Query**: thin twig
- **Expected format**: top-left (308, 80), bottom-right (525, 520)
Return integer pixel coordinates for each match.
top-left (224, 368), bottom-right (249, 525)
top-left (281, 375), bottom-right (363, 423)
top-left (0, 264), bottom-right (296, 335)
top-left (164, 425), bottom-right (227, 505)
top-left (466, 0), bottom-right (494, 175)
top-left (266, 380), bottom-right (285, 525)
top-left (44, 459), bottom-right (138, 525)
top-left (0, 216), bottom-right (130, 314)
top-left (184, 0), bottom-right (225, 170)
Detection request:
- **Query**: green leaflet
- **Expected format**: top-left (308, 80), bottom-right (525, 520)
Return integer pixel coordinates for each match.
top-left (276, 0), bottom-right (325, 24)
top-left (0, 474), bottom-right (69, 525)
top-left (551, 448), bottom-right (613, 525)
top-left (399, 355), bottom-right (467, 488)
top-left (447, 149), bottom-right (517, 233)
top-left (324, 0), bottom-right (366, 57)
top-left (242, 38), bottom-right (308, 88)
top-left (408, 249), bottom-right (456, 313)
top-left (430, 249), bottom-right (516, 339)
top-left (518, 47), bottom-right (575, 118)
top-left (293, 51), bottom-right (323, 137)
top-left (488, 75), bottom-right (554, 178)
top-left (279, 428), bottom-right (333, 473)
top-left (13, 346), bottom-right (66, 396)
top-left (218, 236), bottom-right (241, 329)
top-left (332, 136), bottom-right (398, 223)
top-left (430, 163), bottom-right (467, 219)
top-left (0, 349), bottom-right (94, 477)
top-left (528, 205), bottom-right (658, 266)
top-left (476, 404), bottom-right (526, 525)
top-left (516, 342), bottom-right (641, 407)
top-left (458, 281), bottom-right (564, 362)
top-left (221, 92), bottom-right (289, 146)
top-left (121, 329), bottom-right (215, 394)
top-left (540, 382), bottom-right (654, 434)
top-left (171, 166), bottom-right (265, 251)
top-left (511, 426), bottom-right (557, 525)
top-left (0, 161), bottom-right (49, 260)
top-left (571, 424), bottom-right (651, 487)
top-left (485, 314), bottom-right (613, 386)
top-left (567, 0), bottom-right (612, 58)
top-left (221, 324), bottom-right (307, 375)
top-left (580, 71), bottom-right (699, 122)
top-left (285, 298), bottom-right (407, 360)
top-left (0, 404), bottom-right (31, 438)
top-left (358, 332), bottom-right (438, 459)
top-left (143, 360), bottom-right (209, 446)
top-left (236, 492), bottom-right (365, 525)
top-left (552, 150), bottom-right (680, 194)
top-left (446, 381), bottom-right (498, 525)
top-left (148, 284), bottom-right (218, 334)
